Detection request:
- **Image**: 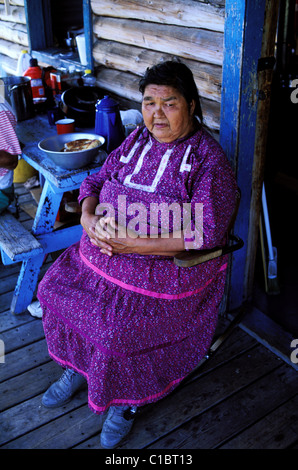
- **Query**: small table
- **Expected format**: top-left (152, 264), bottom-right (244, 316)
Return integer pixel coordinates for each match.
top-left (9, 115), bottom-right (107, 314)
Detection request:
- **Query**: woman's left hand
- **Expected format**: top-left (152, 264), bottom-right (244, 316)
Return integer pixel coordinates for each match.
top-left (92, 215), bottom-right (186, 257)
top-left (92, 216), bottom-right (138, 256)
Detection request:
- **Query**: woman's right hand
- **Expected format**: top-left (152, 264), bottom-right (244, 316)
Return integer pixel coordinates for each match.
top-left (80, 196), bottom-right (113, 254)
top-left (80, 210), bottom-right (101, 240)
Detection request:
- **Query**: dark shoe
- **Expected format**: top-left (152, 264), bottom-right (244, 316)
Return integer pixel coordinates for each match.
top-left (42, 368), bottom-right (86, 408)
top-left (100, 405), bottom-right (137, 449)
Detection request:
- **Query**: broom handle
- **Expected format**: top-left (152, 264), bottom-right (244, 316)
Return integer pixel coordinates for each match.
top-left (262, 183), bottom-right (274, 261)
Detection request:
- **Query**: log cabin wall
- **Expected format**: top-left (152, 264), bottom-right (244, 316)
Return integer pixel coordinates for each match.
top-left (91, 0), bottom-right (225, 134)
top-left (0, 0), bottom-right (28, 74)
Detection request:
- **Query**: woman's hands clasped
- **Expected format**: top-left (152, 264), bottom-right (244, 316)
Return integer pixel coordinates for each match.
top-left (80, 197), bottom-right (139, 257)
top-left (92, 216), bottom-right (138, 257)
top-left (80, 196), bottom-right (185, 257)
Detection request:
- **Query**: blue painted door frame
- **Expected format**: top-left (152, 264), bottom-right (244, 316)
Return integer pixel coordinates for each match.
top-left (220, 0), bottom-right (267, 309)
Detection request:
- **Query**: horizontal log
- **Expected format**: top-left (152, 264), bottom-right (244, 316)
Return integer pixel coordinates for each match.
top-left (0, 4), bottom-right (26, 24)
top-left (93, 17), bottom-right (223, 66)
top-left (91, 0), bottom-right (225, 32)
top-left (93, 40), bottom-right (222, 102)
top-left (95, 68), bottom-right (220, 130)
top-left (0, 38), bottom-right (24, 59)
top-left (0, 53), bottom-right (17, 75)
top-left (0, 21), bottom-right (28, 46)
top-left (0, 0), bottom-right (24, 5)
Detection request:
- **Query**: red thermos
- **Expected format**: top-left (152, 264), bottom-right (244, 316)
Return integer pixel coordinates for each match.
top-left (23, 58), bottom-right (46, 100)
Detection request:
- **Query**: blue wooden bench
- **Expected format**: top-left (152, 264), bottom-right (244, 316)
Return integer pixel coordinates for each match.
top-left (0, 213), bottom-right (43, 265)
top-left (0, 211), bottom-right (83, 314)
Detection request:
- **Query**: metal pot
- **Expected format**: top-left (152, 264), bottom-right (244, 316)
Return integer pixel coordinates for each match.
top-left (61, 86), bottom-right (103, 128)
top-left (0, 76), bottom-right (35, 121)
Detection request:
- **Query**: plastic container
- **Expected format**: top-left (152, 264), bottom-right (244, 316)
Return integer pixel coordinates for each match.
top-left (83, 69), bottom-right (96, 86)
top-left (13, 159), bottom-right (38, 183)
top-left (16, 50), bottom-right (32, 76)
top-left (76, 34), bottom-right (87, 65)
top-left (23, 58), bottom-right (46, 100)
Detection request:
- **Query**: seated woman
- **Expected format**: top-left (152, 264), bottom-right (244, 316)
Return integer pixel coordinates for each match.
top-left (38, 60), bottom-right (238, 449)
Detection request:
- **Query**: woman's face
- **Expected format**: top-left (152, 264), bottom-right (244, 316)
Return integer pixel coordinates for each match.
top-left (142, 84), bottom-right (195, 143)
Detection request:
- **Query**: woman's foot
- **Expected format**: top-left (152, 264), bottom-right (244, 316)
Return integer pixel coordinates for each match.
top-left (42, 368), bottom-right (86, 408)
top-left (100, 405), bottom-right (137, 448)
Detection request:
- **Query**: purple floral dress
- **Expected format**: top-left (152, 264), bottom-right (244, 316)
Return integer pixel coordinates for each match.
top-left (38, 125), bottom-right (237, 414)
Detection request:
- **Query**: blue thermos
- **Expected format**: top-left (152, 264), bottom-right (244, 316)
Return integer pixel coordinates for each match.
top-left (95, 95), bottom-right (125, 153)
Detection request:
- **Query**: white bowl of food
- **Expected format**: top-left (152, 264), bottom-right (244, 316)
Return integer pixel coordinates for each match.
top-left (38, 133), bottom-right (105, 169)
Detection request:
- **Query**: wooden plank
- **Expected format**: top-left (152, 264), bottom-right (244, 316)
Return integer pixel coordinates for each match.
top-left (2, 405), bottom-right (106, 449)
top-left (0, 21), bottom-right (28, 45)
top-left (83, 0), bottom-right (94, 71)
top-left (93, 17), bottom-right (224, 66)
top-left (93, 40), bottom-right (222, 102)
top-left (0, 360), bottom-right (62, 410)
top-left (220, 0), bottom-right (267, 310)
top-left (91, 0), bottom-right (225, 32)
top-left (234, 306), bottom-right (298, 371)
top-left (183, 326), bottom-right (258, 386)
top-left (0, 1), bottom-right (25, 6)
top-left (0, 389), bottom-right (88, 445)
top-left (0, 270), bottom-right (24, 295)
top-left (219, 0), bottom-right (246, 312)
top-left (220, 393), bottom-right (298, 449)
top-left (147, 364), bottom-right (298, 449)
top-left (75, 344), bottom-right (282, 448)
top-left (0, 37), bottom-right (24, 59)
top-left (0, 262), bottom-right (22, 281)
top-left (0, 53), bottom-right (17, 75)
top-left (0, 4), bottom-right (26, 24)
top-left (0, 339), bottom-right (50, 382)
top-left (0, 214), bottom-right (43, 262)
top-left (0, 319), bottom-right (45, 354)
top-left (0, 309), bottom-right (34, 333)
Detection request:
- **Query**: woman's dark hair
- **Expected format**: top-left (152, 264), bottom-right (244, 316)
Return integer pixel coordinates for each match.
top-left (139, 60), bottom-right (203, 123)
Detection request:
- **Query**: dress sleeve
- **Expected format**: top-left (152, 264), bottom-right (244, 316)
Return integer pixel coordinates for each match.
top-left (78, 149), bottom-right (121, 202)
top-left (0, 106), bottom-right (22, 178)
top-left (0, 107), bottom-right (21, 156)
top-left (183, 142), bottom-right (238, 250)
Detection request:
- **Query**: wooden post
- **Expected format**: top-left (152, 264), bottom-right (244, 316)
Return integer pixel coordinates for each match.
top-left (221, 0), bottom-right (280, 309)
top-left (83, 0), bottom-right (94, 71)
top-left (220, 0), bottom-right (268, 309)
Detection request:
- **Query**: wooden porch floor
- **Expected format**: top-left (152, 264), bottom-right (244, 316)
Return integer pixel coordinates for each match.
top-left (1, 185), bottom-right (298, 450)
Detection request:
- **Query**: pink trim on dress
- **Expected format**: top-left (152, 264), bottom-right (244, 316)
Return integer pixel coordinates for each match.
top-left (79, 249), bottom-right (227, 300)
